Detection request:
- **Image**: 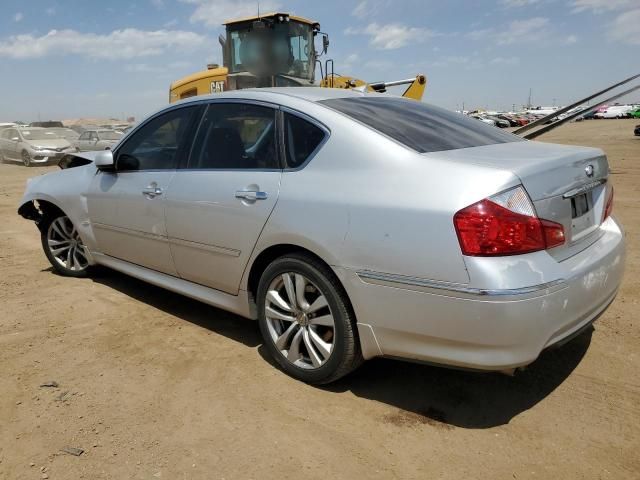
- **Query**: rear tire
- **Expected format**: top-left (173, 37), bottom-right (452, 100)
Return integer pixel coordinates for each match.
top-left (257, 253), bottom-right (363, 384)
top-left (40, 214), bottom-right (90, 277)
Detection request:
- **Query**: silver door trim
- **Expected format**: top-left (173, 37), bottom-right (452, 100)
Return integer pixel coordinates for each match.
top-left (356, 270), bottom-right (567, 300)
top-left (92, 222), bottom-right (168, 242)
top-left (167, 236), bottom-right (241, 257)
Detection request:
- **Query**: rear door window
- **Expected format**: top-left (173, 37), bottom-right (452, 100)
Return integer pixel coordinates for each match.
top-left (188, 103), bottom-right (279, 169)
top-left (283, 112), bottom-right (326, 168)
top-left (320, 96), bottom-right (523, 153)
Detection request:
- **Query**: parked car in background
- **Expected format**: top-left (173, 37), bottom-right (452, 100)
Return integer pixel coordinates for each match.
top-left (18, 88), bottom-right (625, 384)
top-left (594, 105), bottom-right (633, 119)
top-left (484, 115), bottom-right (510, 128)
top-left (46, 127), bottom-right (80, 143)
top-left (30, 121), bottom-right (64, 128)
top-left (75, 129), bottom-right (123, 151)
top-left (0, 122), bottom-right (17, 129)
top-left (0, 127), bottom-right (73, 166)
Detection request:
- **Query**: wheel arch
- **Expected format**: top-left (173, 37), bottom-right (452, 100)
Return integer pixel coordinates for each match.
top-left (244, 243), bottom-right (354, 318)
top-left (18, 198), bottom-right (67, 231)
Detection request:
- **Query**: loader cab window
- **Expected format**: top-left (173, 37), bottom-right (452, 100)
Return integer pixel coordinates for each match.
top-left (283, 113), bottom-right (326, 168)
top-left (188, 103), bottom-right (278, 170)
top-left (227, 20), bottom-right (315, 81)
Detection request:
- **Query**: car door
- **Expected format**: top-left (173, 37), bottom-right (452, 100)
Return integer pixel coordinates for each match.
top-left (76, 132), bottom-right (89, 151)
top-left (165, 101), bottom-right (282, 294)
top-left (86, 105), bottom-right (202, 275)
top-left (2, 128), bottom-right (19, 160)
top-left (0, 129), bottom-right (12, 159)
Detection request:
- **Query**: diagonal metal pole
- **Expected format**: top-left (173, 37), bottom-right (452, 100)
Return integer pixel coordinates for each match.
top-left (514, 72), bottom-right (640, 135)
top-left (524, 83), bottom-right (640, 140)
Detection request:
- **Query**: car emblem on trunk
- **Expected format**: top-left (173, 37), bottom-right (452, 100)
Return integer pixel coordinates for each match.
top-left (585, 165), bottom-right (594, 177)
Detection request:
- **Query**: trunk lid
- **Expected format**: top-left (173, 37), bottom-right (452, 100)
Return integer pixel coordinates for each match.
top-left (429, 140), bottom-right (610, 259)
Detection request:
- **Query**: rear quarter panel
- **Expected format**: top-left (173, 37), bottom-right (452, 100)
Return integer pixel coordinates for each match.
top-left (245, 99), bottom-right (520, 288)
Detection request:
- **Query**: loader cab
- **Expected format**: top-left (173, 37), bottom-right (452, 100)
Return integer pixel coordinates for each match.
top-left (223, 13), bottom-right (323, 89)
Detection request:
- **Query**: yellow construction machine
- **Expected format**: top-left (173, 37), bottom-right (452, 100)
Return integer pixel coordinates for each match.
top-left (169, 12), bottom-right (426, 103)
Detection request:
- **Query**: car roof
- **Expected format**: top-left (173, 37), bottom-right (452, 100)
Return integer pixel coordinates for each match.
top-left (175, 87), bottom-right (368, 107)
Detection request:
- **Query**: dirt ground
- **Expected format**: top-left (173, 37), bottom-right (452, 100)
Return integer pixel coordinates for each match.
top-left (1, 119), bottom-right (638, 480)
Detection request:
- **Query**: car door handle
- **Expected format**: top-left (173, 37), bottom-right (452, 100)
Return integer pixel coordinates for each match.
top-left (235, 190), bottom-right (268, 201)
top-left (142, 185), bottom-right (163, 198)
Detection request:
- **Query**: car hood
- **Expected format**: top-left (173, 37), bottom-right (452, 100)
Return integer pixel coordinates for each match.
top-left (27, 139), bottom-right (72, 149)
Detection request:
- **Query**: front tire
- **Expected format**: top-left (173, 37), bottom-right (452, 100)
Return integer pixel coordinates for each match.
top-left (257, 253), bottom-right (363, 384)
top-left (22, 150), bottom-right (32, 167)
top-left (40, 215), bottom-right (90, 277)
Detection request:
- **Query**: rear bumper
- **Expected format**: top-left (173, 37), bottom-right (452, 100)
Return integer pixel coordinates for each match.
top-left (335, 216), bottom-right (625, 370)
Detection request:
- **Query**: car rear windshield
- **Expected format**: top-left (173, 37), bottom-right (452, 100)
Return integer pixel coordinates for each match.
top-left (320, 97), bottom-right (524, 153)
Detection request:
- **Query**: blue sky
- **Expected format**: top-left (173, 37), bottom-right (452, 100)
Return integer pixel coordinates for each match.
top-left (0, 0), bottom-right (638, 121)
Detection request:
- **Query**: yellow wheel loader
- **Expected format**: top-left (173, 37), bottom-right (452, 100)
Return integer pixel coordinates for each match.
top-left (169, 12), bottom-right (426, 103)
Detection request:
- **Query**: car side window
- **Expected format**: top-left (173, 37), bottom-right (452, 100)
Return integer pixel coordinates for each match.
top-left (79, 132), bottom-right (88, 140)
top-left (283, 112), bottom-right (326, 168)
top-left (188, 103), bottom-right (278, 170)
top-left (116, 106), bottom-right (200, 172)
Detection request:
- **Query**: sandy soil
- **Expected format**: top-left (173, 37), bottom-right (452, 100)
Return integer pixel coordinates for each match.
top-left (1, 119), bottom-right (639, 480)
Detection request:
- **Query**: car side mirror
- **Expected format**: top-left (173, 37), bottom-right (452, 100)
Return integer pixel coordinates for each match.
top-left (94, 150), bottom-right (115, 171)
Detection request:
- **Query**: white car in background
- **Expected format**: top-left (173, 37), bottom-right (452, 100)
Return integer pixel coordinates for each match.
top-left (75, 129), bottom-right (123, 152)
top-left (594, 105), bottom-right (633, 119)
top-left (0, 127), bottom-right (74, 166)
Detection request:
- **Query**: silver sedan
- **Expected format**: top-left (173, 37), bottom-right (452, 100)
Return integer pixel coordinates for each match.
top-left (18, 88), bottom-right (625, 384)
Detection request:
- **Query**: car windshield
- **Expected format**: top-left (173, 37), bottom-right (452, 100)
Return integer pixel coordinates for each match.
top-left (20, 129), bottom-right (61, 140)
top-left (320, 97), bottom-right (524, 153)
top-left (98, 131), bottom-right (122, 140)
top-left (49, 128), bottom-right (79, 139)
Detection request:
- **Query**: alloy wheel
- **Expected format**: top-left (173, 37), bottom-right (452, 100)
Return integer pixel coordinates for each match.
top-left (264, 272), bottom-right (335, 369)
top-left (46, 217), bottom-right (89, 272)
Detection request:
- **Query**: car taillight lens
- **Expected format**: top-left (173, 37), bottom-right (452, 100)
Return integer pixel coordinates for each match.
top-left (454, 186), bottom-right (565, 256)
top-left (603, 186), bottom-right (614, 221)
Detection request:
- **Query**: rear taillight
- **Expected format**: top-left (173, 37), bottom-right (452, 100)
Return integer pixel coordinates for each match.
top-left (454, 185), bottom-right (565, 256)
top-left (603, 186), bottom-right (614, 221)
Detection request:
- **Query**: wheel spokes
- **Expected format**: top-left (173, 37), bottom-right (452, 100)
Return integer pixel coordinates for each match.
top-left (294, 274), bottom-right (309, 310)
top-left (310, 314), bottom-right (334, 327)
top-left (308, 328), bottom-right (332, 358)
top-left (47, 216), bottom-right (88, 272)
top-left (266, 290), bottom-right (293, 312)
top-left (281, 273), bottom-right (297, 310)
top-left (51, 220), bottom-right (70, 240)
top-left (305, 294), bottom-right (328, 314)
top-left (265, 306), bottom-right (296, 322)
top-left (275, 322), bottom-right (299, 350)
top-left (302, 329), bottom-right (323, 368)
top-left (265, 271), bottom-right (336, 370)
top-left (287, 329), bottom-right (304, 362)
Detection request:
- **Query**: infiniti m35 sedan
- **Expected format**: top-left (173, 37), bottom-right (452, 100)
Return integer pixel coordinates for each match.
top-left (18, 88), bottom-right (625, 384)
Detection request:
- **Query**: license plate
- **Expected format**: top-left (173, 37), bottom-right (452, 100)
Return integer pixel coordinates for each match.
top-left (571, 192), bottom-right (591, 218)
top-left (570, 191), bottom-right (595, 237)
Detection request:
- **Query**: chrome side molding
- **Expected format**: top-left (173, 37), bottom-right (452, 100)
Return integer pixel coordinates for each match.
top-left (356, 270), bottom-right (567, 300)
